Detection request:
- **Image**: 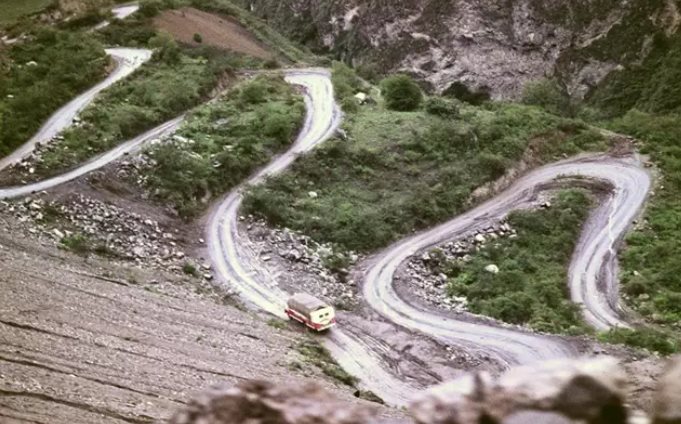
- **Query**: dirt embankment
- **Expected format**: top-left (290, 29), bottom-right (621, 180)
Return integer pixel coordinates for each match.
top-left (154, 7), bottom-right (273, 59)
top-left (0, 208), bottom-right (359, 423)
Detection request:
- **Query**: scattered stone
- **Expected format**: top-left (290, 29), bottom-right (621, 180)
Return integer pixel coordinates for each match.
top-left (484, 264), bottom-right (500, 274)
top-left (308, 191), bottom-right (319, 198)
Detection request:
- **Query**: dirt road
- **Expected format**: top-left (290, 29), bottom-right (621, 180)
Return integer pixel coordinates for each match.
top-left (0, 56), bottom-right (652, 406)
top-left (362, 155), bottom-right (650, 368)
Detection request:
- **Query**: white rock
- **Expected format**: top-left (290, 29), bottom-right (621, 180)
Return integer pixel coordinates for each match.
top-left (484, 264), bottom-right (499, 274)
top-left (308, 191), bottom-right (318, 198)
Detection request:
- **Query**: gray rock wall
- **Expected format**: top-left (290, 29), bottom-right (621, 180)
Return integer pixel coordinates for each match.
top-left (239, 0), bottom-right (680, 99)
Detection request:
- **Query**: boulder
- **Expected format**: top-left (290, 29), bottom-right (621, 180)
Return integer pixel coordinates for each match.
top-left (410, 357), bottom-right (627, 424)
top-left (170, 380), bottom-right (377, 424)
top-left (653, 356), bottom-right (681, 424)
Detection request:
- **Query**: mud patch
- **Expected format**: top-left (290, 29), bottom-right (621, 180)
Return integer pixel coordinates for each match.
top-left (154, 7), bottom-right (273, 59)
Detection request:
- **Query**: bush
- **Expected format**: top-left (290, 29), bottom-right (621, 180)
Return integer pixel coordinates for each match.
top-left (144, 75), bottom-right (305, 217)
top-left (139, 0), bottom-right (163, 17)
top-left (60, 234), bottom-right (91, 255)
top-left (193, 33), bottom-right (203, 43)
top-left (380, 74), bottom-right (423, 111)
top-left (600, 328), bottom-right (678, 355)
top-left (0, 29), bottom-right (107, 158)
top-left (425, 97), bottom-right (460, 118)
top-left (239, 78), bottom-right (269, 104)
top-left (522, 79), bottom-right (574, 117)
top-left (263, 58), bottom-right (280, 69)
top-left (182, 262), bottom-right (199, 276)
top-left (331, 61), bottom-right (363, 102)
top-left (443, 81), bottom-right (490, 105)
top-left (445, 190), bottom-right (593, 334)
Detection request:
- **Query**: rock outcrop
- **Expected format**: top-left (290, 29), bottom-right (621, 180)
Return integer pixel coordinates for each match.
top-left (239, 0), bottom-right (680, 99)
top-left (172, 356), bottom-right (681, 424)
top-left (170, 380), bottom-right (378, 424)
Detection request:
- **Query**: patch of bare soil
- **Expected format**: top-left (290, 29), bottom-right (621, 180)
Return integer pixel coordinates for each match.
top-left (154, 7), bottom-right (273, 59)
top-left (0, 170), bottom-right (392, 423)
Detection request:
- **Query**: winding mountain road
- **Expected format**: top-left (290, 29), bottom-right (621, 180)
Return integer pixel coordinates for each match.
top-left (0, 41), bottom-right (652, 404)
top-left (362, 155), bottom-right (650, 368)
top-left (0, 48), bottom-right (152, 173)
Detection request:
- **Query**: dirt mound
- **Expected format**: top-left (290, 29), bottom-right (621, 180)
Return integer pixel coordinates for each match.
top-left (154, 7), bottom-right (273, 59)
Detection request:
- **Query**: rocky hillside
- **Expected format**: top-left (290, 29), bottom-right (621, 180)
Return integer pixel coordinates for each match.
top-left (238, 0), bottom-right (681, 99)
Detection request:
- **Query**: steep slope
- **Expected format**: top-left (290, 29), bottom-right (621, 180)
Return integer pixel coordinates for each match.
top-left (0, 212), bottom-right (358, 423)
top-left (238, 0), bottom-right (680, 99)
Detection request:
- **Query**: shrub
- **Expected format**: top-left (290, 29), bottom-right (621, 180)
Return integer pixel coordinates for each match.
top-left (331, 61), bottom-right (363, 102)
top-left (443, 81), bottom-right (490, 105)
top-left (425, 97), bottom-right (460, 118)
top-left (60, 234), bottom-right (91, 255)
top-left (600, 328), bottom-right (678, 355)
top-left (239, 78), bottom-right (269, 104)
top-left (182, 262), bottom-right (199, 276)
top-left (193, 33), bottom-right (203, 43)
top-left (522, 79), bottom-right (573, 117)
top-left (139, 0), bottom-right (163, 17)
top-left (380, 74), bottom-right (423, 111)
top-left (263, 58), bottom-right (280, 69)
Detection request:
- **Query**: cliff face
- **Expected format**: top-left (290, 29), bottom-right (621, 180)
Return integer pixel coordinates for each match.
top-left (238, 0), bottom-right (681, 99)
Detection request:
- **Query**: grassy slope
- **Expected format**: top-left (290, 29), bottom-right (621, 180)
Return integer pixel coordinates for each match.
top-left (0, 0), bottom-right (53, 26)
top-left (583, 32), bottom-right (681, 341)
top-left (445, 190), bottom-right (591, 334)
top-left (243, 68), bottom-right (606, 253)
top-left (36, 49), bottom-right (239, 174)
top-left (143, 74), bottom-right (305, 216)
top-left (0, 29), bottom-right (108, 158)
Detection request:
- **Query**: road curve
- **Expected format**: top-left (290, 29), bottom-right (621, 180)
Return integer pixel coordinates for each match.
top-left (0, 48), bottom-right (152, 173)
top-left (363, 155), bottom-right (650, 367)
top-left (0, 117), bottom-right (183, 200)
top-left (206, 69), bottom-right (418, 406)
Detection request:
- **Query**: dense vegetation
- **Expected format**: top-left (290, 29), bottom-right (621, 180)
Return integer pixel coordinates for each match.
top-left (143, 74), bottom-right (304, 217)
top-left (35, 42), bottom-right (241, 174)
top-left (243, 66), bottom-right (606, 252)
top-left (0, 0), bottom-right (52, 26)
top-left (607, 112), bottom-right (681, 328)
top-left (380, 74), bottom-right (423, 111)
top-left (444, 190), bottom-right (592, 334)
top-left (587, 34), bottom-right (681, 118)
top-left (0, 28), bottom-right (108, 158)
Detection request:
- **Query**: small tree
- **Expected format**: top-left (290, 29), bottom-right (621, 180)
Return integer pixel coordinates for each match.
top-left (522, 79), bottom-right (573, 117)
top-left (380, 74), bottom-right (423, 111)
top-left (425, 97), bottom-right (460, 118)
top-left (193, 33), bottom-right (203, 43)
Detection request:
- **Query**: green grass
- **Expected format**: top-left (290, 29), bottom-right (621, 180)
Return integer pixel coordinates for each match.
top-left (243, 97), bottom-right (606, 253)
top-left (0, 28), bottom-right (108, 158)
top-left (606, 111), bottom-right (681, 328)
top-left (143, 74), bottom-right (305, 217)
top-left (295, 339), bottom-right (358, 387)
top-left (445, 190), bottom-right (592, 335)
top-left (35, 47), bottom-right (246, 175)
top-left (0, 0), bottom-right (53, 26)
top-left (588, 34), bottom-right (681, 118)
